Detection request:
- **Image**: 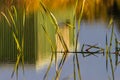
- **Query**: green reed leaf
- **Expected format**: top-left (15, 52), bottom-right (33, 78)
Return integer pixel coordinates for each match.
top-left (81, 44), bottom-right (85, 57)
top-left (11, 53), bottom-right (21, 78)
top-left (40, 1), bottom-right (68, 52)
top-left (8, 9), bottom-right (18, 34)
top-left (16, 66), bottom-right (18, 80)
top-left (43, 47), bottom-right (54, 80)
top-left (40, 2), bottom-right (70, 80)
top-left (22, 35), bottom-right (24, 75)
top-left (75, 54), bottom-right (82, 80)
top-left (74, 1), bottom-right (85, 80)
top-left (114, 34), bottom-right (119, 68)
top-left (55, 52), bottom-right (68, 80)
top-left (1, 12), bottom-right (11, 26)
top-left (108, 18), bottom-right (113, 29)
top-left (23, 10), bottom-right (26, 27)
top-left (42, 25), bottom-right (57, 80)
top-left (84, 53), bottom-right (98, 57)
top-left (42, 25), bottom-right (56, 51)
top-left (12, 32), bottom-right (21, 52)
top-left (73, 0), bottom-right (78, 29)
top-left (73, 55), bottom-right (76, 80)
top-left (106, 33), bottom-right (109, 71)
top-left (75, 0), bottom-right (85, 51)
top-left (66, 23), bottom-right (74, 29)
top-left (11, 5), bottom-right (17, 21)
top-left (108, 22), bottom-right (114, 80)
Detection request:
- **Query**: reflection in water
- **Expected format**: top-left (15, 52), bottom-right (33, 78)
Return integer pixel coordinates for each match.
top-left (36, 0), bottom-right (120, 67)
top-left (0, 0), bottom-right (120, 64)
top-left (0, 0), bottom-right (120, 79)
top-left (0, 23), bottom-right (120, 80)
top-left (56, 20), bottom-right (70, 51)
top-left (43, 0), bottom-right (120, 20)
top-left (35, 1), bottom-right (120, 79)
top-left (36, 19), bottom-right (71, 70)
top-left (36, 22), bottom-right (120, 80)
top-left (42, 0), bottom-right (120, 32)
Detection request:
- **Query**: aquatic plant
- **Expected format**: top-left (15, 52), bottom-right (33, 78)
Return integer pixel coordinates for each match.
top-left (1, 1), bottom-right (25, 79)
top-left (0, 0), bottom-right (120, 80)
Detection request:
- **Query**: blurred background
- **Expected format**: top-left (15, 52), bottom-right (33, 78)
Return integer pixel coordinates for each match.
top-left (0, 0), bottom-right (120, 80)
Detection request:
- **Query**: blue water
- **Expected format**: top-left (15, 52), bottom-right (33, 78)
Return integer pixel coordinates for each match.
top-left (0, 22), bottom-right (120, 80)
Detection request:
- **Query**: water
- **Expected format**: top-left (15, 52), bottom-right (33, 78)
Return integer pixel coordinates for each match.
top-left (0, 21), bottom-right (120, 80)
top-left (0, 0), bottom-right (120, 80)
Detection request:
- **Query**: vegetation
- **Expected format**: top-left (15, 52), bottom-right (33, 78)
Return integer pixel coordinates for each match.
top-left (39, 0), bottom-right (120, 80)
top-left (0, 0), bottom-right (120, 80)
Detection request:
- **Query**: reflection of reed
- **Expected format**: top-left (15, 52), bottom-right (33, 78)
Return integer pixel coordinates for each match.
top-left (36, 20), bottom-right (71, 70)
top-left (56, 21), bottom-right (70, 52)
top-left (36, 52), bottom-right (51, 70)
top-left (1, 0), bottom-right (120, 22)
top-left (43, 0), bottom-right (120, 22)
